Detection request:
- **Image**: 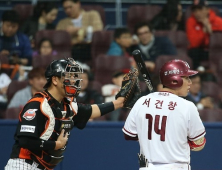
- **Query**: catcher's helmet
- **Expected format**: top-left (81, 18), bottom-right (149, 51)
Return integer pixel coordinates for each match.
top-left (159, 59), bottom-right (198, 89)
top-left (44, 58), bottom-right (83, 97)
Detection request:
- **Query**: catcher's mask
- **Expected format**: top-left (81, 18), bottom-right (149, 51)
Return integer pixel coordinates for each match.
top-left (44, 58), bottom-right (83, 97)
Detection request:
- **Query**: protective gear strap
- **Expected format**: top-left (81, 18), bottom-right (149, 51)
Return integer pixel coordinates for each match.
top-left (19, 137), bottom-right (56, 150)
top-left (188, 137), bottom-right (206, 151)
top-left (97, 102), bottom-right (115, 116)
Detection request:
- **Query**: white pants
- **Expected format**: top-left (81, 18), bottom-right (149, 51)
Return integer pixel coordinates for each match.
top-left (139, 163), bottom-right (191, 170)
top-left (5, 158), bottom-right (43, 170)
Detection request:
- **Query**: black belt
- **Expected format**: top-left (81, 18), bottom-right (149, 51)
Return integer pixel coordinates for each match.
top-left (25, 159), bottom-right (47, 170)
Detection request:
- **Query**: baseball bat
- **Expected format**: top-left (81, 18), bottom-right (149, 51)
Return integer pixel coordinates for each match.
top-left (132, 49), bottom-right (154, 93)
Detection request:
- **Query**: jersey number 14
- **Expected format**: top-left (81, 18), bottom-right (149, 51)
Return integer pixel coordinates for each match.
top-left (146, 114), bottom-right (167, 141)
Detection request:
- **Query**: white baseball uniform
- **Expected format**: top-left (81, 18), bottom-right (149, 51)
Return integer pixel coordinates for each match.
top-left (5, 159), bottom-right (44, 170)
top-left (123, 92), bottom-right (206, 170)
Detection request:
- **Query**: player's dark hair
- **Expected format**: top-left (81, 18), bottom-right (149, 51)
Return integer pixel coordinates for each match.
top-left (2, 10), bottom-right (20, 24)
top-left (28, 67), bottom-right (45, 79)
top-left (61, 0), bottom-right (80, 4)
top-left (32, 2), bottom-right (57, 20)
top-left (113, 27), bottom-right (130, 39)
top-left (134, 22), bottom-right (153, 35)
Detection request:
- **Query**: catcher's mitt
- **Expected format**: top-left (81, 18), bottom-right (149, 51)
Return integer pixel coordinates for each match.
top-left (115, 68), bottom-right (141, 109)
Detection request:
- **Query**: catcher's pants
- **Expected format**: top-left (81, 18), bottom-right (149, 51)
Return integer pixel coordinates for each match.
top-left (139, 163), bottom-right (191, 170)
top-left (5, 158), bottom-right (45, 170)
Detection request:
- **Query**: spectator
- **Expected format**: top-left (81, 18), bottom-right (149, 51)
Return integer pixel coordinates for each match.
top-left (0, 10), bottom-right (32, 66)
top-left (185, 74), bottom-right (214, 110)
top-left (56, 0), bottom-right (103, 62)
top-left (7, 67), bottom-right (46, 109)
top-left (32, 38), bottom-right (57, 57)
top-left (20, 2), bottom-right (58, 48)
top-left (107, 27), bottom-right (136, 67)
top-left (151, 0), bottom-right (185, 31)
top-left (76, 70), bottom-right (103, 104)
top-left (107, 28), bottom-right (132, 57)
top-left (186, 0), bottom-right (222, 69)
top-left (0, 68), bottom-right (11, 110)
top-left (102, 70), bottom-right (126, 121)
top-left (131, 22), bottom-right (177, 72)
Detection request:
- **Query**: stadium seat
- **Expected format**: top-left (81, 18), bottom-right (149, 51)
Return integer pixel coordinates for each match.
top-left (155, 55), bottom-right (176, 74)
top-left (32, 55), bottom-right (56, 68)
top-left (0, 109), bottom-right (6, 119)
top-left (0, 54), bottom-right (9, 64)
top-left (167, 31), bottom-right (188, 55)
top-left (6, 80), bottom-right (29, 104)
top-left (201, 81), bottom-right (220, 101)
top-left (32, 52), bottom-right (71, 68)
top-left (209, 32), bottom-right (222, 85)
top-left (35, 30), bottom-right (72, 53)
top-left (0, 55), bottom-right (11, 77)
top-left (5, 107), bottom-right (22, 119)
top-left (89, 80), bottom-right (103, 94)
top-left (209, 32), bottom-right (222, 64)
top-left (13, 4), bottom-right (34, 25)
top-left (91, 30), bottom-right (114, 65)
top-left (154, 55), bottom-right (193, 74)
top-left (154, 31), bottom-right (188, 55)
top-left (57, 51), bottom-right (72, 59)
top-left (127, 5), bottom-right (162, 33)
top-left (82, 5), bottom-right (106, 27)
top-left (94, 55), bottom-right (131, 85)
top-left (139, 81), bottom-right (148, 93)
top-left (154, 30), bottom-right (169, 37)
top-left (199, 108), bottom-right (222, 122)
top-left (216, 59), bottom-right (222, 85)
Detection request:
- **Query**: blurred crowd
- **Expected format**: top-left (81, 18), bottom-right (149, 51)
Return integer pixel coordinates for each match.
top-left (1, 0), bottom-right (222, 121)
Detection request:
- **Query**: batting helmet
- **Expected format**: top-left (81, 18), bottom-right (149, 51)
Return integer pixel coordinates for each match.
top-left (44, 58), bottom-right (83, 97)
top-left (159, 59), bottom-right (198, 89)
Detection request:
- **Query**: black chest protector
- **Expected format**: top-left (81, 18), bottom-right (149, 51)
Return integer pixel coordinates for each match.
top-left (30, 91), bottom-right (77, 169)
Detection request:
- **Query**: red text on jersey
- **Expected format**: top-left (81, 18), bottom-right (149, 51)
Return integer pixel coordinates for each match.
top-left (168, 101), bottom-right (177, 110)
top-left (142, 98), bottom-right (151, 107)
top-left (155, 100), bottom-right (163, 109)
top-left (146, 114), bottom-right (167, 141)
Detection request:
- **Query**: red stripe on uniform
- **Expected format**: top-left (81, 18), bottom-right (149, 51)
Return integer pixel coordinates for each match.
top-left (189, 131), bottom-right (206, 140)
top-left (123, 128), bottom-right (137, 136)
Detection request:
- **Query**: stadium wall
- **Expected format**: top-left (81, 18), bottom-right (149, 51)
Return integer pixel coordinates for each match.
top-left (0, 120), bottom-right (222, 170)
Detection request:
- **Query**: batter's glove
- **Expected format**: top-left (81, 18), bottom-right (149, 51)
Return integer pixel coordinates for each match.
top-left (115, 68), bottom-right (141, 109)
top-left (138, 153), bottom-right (148, 167)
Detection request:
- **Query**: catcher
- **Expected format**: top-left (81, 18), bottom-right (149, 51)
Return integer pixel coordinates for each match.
top-left (5, 58), bottom-right (140, 170)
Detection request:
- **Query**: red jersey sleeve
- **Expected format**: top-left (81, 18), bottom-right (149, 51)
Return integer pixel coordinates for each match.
top-left (210, 15), bottom-right (222, 31)
top-left (186, 17), bottom-right (207, 48)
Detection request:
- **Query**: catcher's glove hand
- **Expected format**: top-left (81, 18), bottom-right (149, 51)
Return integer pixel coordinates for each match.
top-left (115, 68), bottom-right (141, 109)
